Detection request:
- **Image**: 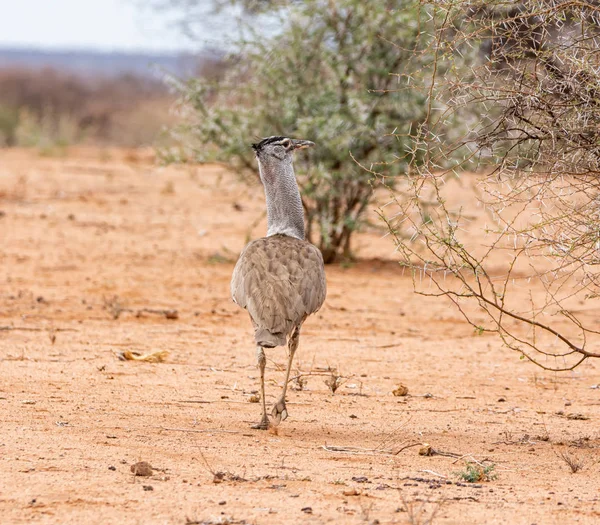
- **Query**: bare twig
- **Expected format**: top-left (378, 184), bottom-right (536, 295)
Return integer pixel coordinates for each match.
top-left (556, 449), bottom-right (585, 473)
top-left (378, 1), bottom-right (600, 370)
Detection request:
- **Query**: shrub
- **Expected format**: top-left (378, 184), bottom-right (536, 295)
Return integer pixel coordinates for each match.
top-left (381, 1), bottom-right (600, 369)
top-left (167, 0), bottom-right (446, 262)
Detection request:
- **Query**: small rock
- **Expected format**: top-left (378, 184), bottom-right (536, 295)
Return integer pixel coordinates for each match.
top-left (219, 501), bottom-right (226, 505)
top-left (143, 485), bottom-right (154, 491)
top-left (349, 414), bottom-right (358, 419)
top-left (301, 507), bottom-right (312, 514)
top-left (497, 397), bottom-right (506, 402)
top-left (130, 461), bottom-right (153, 477)
top-left (392, 384), bottom-right (409, 397)
top-left (352, 476), bottom-right (369, 483)
top-left (108, 466), bottom-right (116, 471)
top-left (164, 310), bottom-right (179, 320)
top-left (248, 394), bottom-right (260, 403)
top-left (343, 488), bottom-right (360, 496)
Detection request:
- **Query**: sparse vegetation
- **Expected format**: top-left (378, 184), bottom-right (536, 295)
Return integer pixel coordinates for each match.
top-left (2, 142), bottom-right (598, 524)
top-left (103, 294), bottom-right (125, 320)
top-left (381, 0), bottom-right (600, 370)
top-left (167, 0), bottom-right (457, 263)
top-left (324, 368), bottom-right (345, 394)
top-left (455, 462), bottom-right (497, 483)
top-left (556, 450), bottom-right (585, 474)
top-left (398, 494), bottom-right (443, 525)
top-left (3, 3), bottom-right (599, 523)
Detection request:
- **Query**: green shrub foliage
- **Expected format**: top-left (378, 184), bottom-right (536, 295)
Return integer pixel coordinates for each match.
top-left (172, 0), bottom-right (436, 262)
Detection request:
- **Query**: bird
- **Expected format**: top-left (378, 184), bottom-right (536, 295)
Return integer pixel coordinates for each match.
top-left (230, 136), bottom-right (327, 430)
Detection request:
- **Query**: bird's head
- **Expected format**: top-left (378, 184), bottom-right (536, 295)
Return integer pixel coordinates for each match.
top-left (251, 136), bottom-right (315, 164)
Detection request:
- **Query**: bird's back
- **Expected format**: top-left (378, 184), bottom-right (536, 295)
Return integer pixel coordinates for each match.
top-left (231, 234), bottom-right (326, 346)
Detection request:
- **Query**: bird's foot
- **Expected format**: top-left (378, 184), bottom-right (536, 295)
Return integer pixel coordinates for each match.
top-left (271, 400), bottom-right (288, 426)
top-left (251, 414), bottom-right (270, 430)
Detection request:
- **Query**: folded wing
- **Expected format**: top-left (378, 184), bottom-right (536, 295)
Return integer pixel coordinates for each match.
top-left (231, 235), bottom-right (326, 344)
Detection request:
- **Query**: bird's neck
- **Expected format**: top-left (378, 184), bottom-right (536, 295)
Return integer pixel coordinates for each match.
top-left (258, 159), bottom-right (305, 240)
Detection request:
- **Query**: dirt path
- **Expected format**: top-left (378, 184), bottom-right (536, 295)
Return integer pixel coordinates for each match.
top-left (1, 148), bottom-right (599, 524)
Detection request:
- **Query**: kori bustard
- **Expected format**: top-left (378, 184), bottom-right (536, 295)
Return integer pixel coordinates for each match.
top-left (230, 136), bottom-right (327, 429)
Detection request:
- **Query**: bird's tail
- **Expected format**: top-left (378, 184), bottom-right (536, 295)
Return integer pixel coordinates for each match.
top-left (254, 328), bottom-right (286, 348)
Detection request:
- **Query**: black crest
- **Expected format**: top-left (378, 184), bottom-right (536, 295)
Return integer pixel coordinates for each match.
top-left (252, 136), bottom-right (287, 152)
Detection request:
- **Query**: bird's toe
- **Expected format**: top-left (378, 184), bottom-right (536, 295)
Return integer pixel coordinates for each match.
top-left (271, 401), bottom-right (288, 425)
top-left (251, 415), bottom-right (270, 430)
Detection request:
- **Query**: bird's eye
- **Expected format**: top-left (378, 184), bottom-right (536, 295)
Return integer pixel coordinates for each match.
top-left (282, 139), bottom-right (292, 149)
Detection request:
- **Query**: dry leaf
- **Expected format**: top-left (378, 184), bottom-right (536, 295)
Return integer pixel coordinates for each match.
top-left (419, 444), bottom-right (433, 456)
top-left (118, 350), bottom-right (169, 363)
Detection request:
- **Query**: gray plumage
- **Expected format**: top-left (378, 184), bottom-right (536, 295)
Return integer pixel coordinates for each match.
top-left (231, 235), bottom-right (326, 347)
top-left (230, 136), bottom-right (326, 429)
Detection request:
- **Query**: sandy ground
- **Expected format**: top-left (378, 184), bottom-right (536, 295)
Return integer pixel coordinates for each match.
top-left (0, 148), bottom-right (599, 525)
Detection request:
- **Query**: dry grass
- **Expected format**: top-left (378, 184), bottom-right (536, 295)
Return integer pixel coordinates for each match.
top-left (556, 450), bottom-right (585, 474)
top-left (0, 67), bottom-right (174, 148)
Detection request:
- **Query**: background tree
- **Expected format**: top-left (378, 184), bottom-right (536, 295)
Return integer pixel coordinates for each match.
top-left (165, 0), bottom-right (438, 263)
top-left (382, 1), bottom-right (600, 370)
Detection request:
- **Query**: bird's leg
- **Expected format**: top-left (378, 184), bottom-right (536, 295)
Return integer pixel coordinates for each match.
top-left (272, 326), bottom-right (300, 425)
top-left (251, 346), bottom-right (269, 430)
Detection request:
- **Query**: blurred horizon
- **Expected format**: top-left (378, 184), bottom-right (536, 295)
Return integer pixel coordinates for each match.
top-left (0, 0), bottom-right (196, 54)
top-left (0, 43), bottom-right (191, 57)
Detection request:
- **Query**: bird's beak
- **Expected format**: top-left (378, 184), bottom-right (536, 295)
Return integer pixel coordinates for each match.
top-left (292, 139), bottom-right (315, 150)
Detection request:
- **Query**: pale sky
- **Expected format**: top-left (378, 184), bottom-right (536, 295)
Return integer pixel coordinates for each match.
top-left (0, 0), bottom-right (204, 53)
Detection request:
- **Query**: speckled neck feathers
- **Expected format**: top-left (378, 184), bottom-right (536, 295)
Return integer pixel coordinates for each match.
top-left (257, 154), bottom-right (305, 240)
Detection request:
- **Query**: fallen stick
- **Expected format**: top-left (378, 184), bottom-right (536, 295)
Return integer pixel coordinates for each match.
top-left (394, 442), bottom-right (423, 455)
top-left (0, 326), bottom-right (78, 332)
top-left (322, 445), bottom-right (394, 455)
top-left (135, 308), bottom-right (179, 320)
top-left (161, 427), bottom-right (245, 435)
